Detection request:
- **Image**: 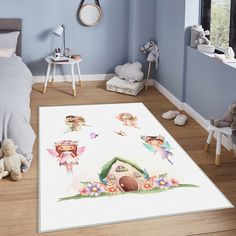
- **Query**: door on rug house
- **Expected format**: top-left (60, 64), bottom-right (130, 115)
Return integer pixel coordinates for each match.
top-left (119, 176), bottom-right (139, 192)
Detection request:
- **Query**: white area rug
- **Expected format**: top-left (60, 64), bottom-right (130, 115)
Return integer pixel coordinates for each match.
top-left (39, 103), bottom-right (233, 233)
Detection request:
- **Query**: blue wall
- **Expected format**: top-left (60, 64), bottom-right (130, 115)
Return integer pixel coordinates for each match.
top-left (128, 0), bottom-right (156, 65)
top-left (2, 0), bottom-right (234, 121)
top-left (185, 48), bottom-right (236, 119)
top-left (0, 0), bottom-right (156, 76)
top-left (154, 0), bottom-right (236, 121)
top-left (184, 0), bottom-right (236, 119)
top-left (155, 0), bottom-right (186, 101)
top-left (0, 0), bottom-right (129, 75)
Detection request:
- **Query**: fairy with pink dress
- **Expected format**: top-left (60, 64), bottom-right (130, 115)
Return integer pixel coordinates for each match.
top-left (47, 140), bottom-right (85, 173)
top-left (116, 112), bottom-right (139, 128)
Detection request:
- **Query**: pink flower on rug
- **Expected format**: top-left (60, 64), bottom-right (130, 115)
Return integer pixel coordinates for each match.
top-left (79, 187), bottom-right (89, 196)
top-left (142, 180), bottom-right (153, 191)
top-left (106, 184), bottom-right (120, 194)
top-left (170, 178), bottom-right (179, 187)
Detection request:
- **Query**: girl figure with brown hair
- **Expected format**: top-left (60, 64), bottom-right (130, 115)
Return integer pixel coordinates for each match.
top-left (141, 135), bottom-right (174, 165)
top-left (65, 115), bottom-right (89, 133)
top-left (47, 140), bottom-right (85, 173)
top-left (116, 112), bottom-right (139, 129)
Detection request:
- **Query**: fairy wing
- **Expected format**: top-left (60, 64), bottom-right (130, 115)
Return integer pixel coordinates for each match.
top-left (47, 149), bottom-right (58, 157)
top-left (164, 141), bottom-right (172, 150)
top-left (143, 143), bottom-right (156, 153)
top-left (77, 146), bottom-right (86, 156)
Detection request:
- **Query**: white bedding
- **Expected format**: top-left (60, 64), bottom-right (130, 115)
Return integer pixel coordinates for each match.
top-left (0, 57), bottom-right (35, 171)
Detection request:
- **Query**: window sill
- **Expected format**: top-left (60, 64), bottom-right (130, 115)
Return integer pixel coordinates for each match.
top-left (189, 46), bottom-right (236, 70)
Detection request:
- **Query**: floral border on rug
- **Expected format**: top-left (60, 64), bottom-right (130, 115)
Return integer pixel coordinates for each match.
top-left (59, 157), bottom-right (198, 201)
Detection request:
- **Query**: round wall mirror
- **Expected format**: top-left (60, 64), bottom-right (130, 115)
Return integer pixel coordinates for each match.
top-left (79, 4), bottom-right (103, 26)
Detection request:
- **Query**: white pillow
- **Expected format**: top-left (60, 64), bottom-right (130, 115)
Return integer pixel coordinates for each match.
top-left (0, 48), bottom-right (15, 58)
top-left (0, 31), bottom-right (20, 54)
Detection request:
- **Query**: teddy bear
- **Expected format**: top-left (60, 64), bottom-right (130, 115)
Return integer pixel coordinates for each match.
top-left (195, 29), bottom-right (211, 46)
top-left (211, 102), bottom-right (236, 129)
top-left (115, 62), bottom-right (144, 84)
top-left (0, 139), bottom-right (27, 181)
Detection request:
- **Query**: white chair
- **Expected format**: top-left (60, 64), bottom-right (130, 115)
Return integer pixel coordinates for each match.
top-left (204, 123), bottom-right (236, 166)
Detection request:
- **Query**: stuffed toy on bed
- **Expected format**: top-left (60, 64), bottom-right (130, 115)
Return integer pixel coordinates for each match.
top-left (115, 62), bottom-right (144, 84)
top-left (0, 139), bottom-right (27, 181)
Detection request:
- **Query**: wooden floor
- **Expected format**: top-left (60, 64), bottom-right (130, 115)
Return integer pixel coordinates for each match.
top-left (0, 82), bottom-right (236, 236)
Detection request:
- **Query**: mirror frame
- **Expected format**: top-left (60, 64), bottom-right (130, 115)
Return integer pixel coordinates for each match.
top-left (79, 4), bottom-right (103, 26)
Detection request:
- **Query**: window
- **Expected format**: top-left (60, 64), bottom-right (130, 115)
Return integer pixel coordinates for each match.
top-left (201, 0), bottom-right (236, 52)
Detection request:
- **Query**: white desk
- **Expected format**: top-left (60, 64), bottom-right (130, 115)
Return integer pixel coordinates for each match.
top-left (43, 56), bottom-right (82, 97)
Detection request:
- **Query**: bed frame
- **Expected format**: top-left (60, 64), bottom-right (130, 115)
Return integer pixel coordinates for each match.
top-left (0, 18), bottom-right (22, 56)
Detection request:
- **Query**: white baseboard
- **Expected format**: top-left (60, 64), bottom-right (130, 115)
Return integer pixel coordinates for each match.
top-left (153, 80), bottom-right (234, 150)
top-left (153, 80), bottom-right (208, 130)
top-left (33, 74), bottom-right (116, 83)
top-left (33, 74), bottom-right (156, 86)
top-left (183, 103), bottom-right (208, 130)
top-left (153, 80), bottom-right (184, 110)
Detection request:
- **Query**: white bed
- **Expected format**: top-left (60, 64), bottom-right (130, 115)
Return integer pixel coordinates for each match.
top-left (0, 19), bottom-right (35, 171)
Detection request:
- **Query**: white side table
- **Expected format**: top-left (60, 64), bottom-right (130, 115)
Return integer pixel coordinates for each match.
top-left (43, 56), bottom-right (82, 97)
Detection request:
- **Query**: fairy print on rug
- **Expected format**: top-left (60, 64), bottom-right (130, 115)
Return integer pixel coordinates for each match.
top-left (47, 140), bottom-right (86, 173)
top-left (64, 115), bottom-right (90, 133)
top-left (60, 157), bottom-right (198, 201)
top-left (39, 103), bottom-right (233, 233)
top-left (141, 135), bottom-right (174, 165)
top-left (116, 112), bottom-right (140, 129)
